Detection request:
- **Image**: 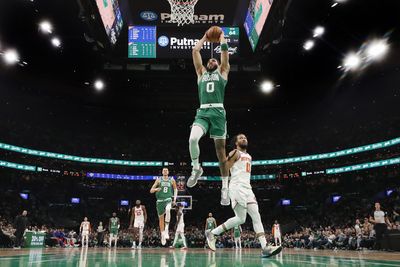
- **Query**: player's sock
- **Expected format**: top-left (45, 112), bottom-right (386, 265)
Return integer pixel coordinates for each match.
top-left (247, 203), bottom-right (268, 249)
top-left (172, 233), bottom-right (178, 246)
top-left (189, 125), bottom-right (204, 169)
top-left (139, 229), bottom-right (143, 244)
top-left (258, 234), bottom-right (267, 249)
top-left (221, 176), bottom-right (229, 188)
top-left (181, 233), bottom-right (187, 248)
top-left (192, 158), bottom-right (200, 170)
top-left (212, 205), bottom-right (246, 235)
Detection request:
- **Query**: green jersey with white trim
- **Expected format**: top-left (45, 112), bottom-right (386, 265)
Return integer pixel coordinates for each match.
top-left (198, 69), bottom-right (227, 105)
top-left (206, 218), bottom-right (216, 230)
top-left (156, 177), bottom-right (173, 201)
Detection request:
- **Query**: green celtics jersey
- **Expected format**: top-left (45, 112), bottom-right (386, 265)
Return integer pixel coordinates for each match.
top-left (198, 70), bottom-right (227, 105)
top-left (234, 226), bottom-right (241, 238)
top-left (206, 218), bottom-right (216, 230)
top-left (110, 217), bottom-right (119, 230)
top-left (156, 177), bottom-right (173, 200)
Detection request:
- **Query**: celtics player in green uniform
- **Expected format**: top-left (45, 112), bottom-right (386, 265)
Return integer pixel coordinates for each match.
top-left (232, 225), bottom-right (242, 249)
top-left (108, 212), bottom-right (120, 248)
top-left (204, 213), bottom-right (217, 248)
top-left (205, 213), bottom-right (217, 232)
top-left (187, 27), bottom-right (231, 206)
top-left (150, 168), bottom-right (177, 246)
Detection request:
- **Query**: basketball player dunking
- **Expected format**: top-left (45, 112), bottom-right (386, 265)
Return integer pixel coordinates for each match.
top-left (187, 27), bottom-right (231, 206)
top-left (130, 200), bottom-right (147, 249)
top-left (80, 217), bottom-right (91, 247)
top-left (205, 134), bottom-right (282, 258)
top-left (150, 168), bottom-right (178, 246)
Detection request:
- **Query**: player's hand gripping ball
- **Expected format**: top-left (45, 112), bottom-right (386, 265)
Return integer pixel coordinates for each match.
top-left (206, 26), bottom-right (223, 43)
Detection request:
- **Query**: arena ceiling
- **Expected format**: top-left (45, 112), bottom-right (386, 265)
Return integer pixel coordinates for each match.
top-left (0, 0), bottom-right (399, 113)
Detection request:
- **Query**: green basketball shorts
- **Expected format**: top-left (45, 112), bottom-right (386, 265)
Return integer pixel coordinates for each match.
top-left (192, 107), bottom-right (227, 139)
top-left (110, 228), bottom-right (118, 235)
top-left (156, 198), bottom-right (172, 217)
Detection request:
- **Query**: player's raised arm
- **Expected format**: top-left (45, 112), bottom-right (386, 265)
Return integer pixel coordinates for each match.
top-left (192, 34), bottom-right (207, 77)
top-left (150, 179), bottom-right (161, 194)
top-left (225, 149), bottom-right (240, 170)
top-left (219, 32), bottom-right (230, 79)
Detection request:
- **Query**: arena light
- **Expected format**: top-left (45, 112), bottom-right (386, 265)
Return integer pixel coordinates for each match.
top-left (120, 200), bottom-right (129, 206)
top-left (281, 199), bottom-right (291, 206)
top-left (343, 53), bottom-right (361, 70)
top-left (303, 40), bottom-right (315, 51)
top-left (332, 195), bottom-right (342, 203)
top-left (261, 81), bottom-right (274, 94)
top-left (386, 189), bottom-right (394, 197)
top-left (313, 26), bottom-right (325, 38)
top-left (71, 197), bottom-right (80, 204)
top-left (51, 37), bottom-right (61, 48)
top-left (3, 49), bottom-right (20, 65)
top-left (20, 193), bottom-right (29, 200)
top-left (39, 20), bottom-right (53, 34)
top-left (365, 39), bottom-right (389, 61)
top-left (94, 79), bottom-right (105, 91)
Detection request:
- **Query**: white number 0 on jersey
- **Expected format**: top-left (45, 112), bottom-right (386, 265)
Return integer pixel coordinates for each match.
top-left (206, 82), bottom-right (215, 93)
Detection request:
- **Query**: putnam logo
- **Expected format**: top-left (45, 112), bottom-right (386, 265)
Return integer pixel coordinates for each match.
top-left (160, 13), bottom-right (224, 24)
top-left (168, 37), bottom-right (211, 50)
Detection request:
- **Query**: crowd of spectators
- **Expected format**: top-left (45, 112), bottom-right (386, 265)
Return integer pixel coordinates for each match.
top-left (0, 168), bottom-right (399, 250)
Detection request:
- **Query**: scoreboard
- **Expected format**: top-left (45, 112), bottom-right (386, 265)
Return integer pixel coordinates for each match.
top-left (128, 26), bottom-right (240, 59)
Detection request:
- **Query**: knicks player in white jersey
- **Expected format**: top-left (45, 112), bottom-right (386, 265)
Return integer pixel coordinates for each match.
top-left (273, 220), bottom-right (282, 246)
top-left (171, 203), bottom-right (188, 250)
top-left (130, 200), bottom-right (147, 249)
top-left (80, 217), bottom-right (91, 247)
top-left (206, 134), bottom-right (282, 258)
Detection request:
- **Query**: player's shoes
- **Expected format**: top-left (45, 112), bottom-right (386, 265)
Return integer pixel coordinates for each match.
top-left (161, 232), bottom-right (166, 246)
top-left (205, 230), bottom-right (216, 251)
top-left (220, 188), bottom-right (230, 206)
top-left (181, 247), bottom-right (188, 251)
top-left (131, 244), bottom-right (136, 249)
top-left (261, 245), bottom-right (282, 258)
top-left (137, 244), bottom-right (142, 249)
top-left (187, 167), bottom-right (203, 188)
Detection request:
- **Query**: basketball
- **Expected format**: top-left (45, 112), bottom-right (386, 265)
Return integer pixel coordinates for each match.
top-left (206, 26), bottom-right (223, 43)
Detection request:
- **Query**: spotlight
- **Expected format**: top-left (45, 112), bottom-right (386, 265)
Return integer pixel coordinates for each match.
top-left (303, 40), bottom-right (315, 51)
top-left (366, 39), bottom-right (389, 61)
top-left (94, 80), bottom-right (105, 91)
top-left (3, 49), bottom-right (19, 65)
top-left (51, 37), bottom-right (61, 47)
top-left (343, 53), bottom-right (361, 70)
top-left (39, 20), bottom-right (53, 34)
top-left (313, 26), bottom-right (325, 38)
top-left (261, 81), bottom-right (274, 94)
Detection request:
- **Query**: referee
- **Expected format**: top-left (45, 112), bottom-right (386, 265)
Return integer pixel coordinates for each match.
top-left (13, 210), bottom-right (28, 249)
top-left (369, 202), bottom-right (391, 250)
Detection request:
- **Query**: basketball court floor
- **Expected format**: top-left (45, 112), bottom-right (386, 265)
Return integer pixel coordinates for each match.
top-left (1, 248), bottom-right (400, 266)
